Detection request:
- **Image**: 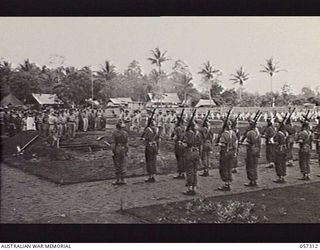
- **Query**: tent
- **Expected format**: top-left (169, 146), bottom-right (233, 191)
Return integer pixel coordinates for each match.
top-left (31, 93), bottom-right (63, 106)
top-left (195, 99), bottom-right (218, 108)
top-left (0, 93), bottom-right (24, 107)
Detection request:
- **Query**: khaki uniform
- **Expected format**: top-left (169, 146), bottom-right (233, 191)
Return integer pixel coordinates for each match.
top-left (274, 130), bottom-right (288, 177)
top-left (182, 130), bottom-right (201, 187)
top-left (219, 130), bottom-right (238, 182)
top-left (264, 125), bottom-right (276, 164)
top-left (245, 128), bottom-right (261, 182)
top-left (172, 125), bottom-right (185, 175)
top-left (297, 129), bottom-right (312, 175)
top-left (67, 113), bottom-right (76, 139)
top-left (200, 126), bottom-right (213, 173)
top-left (285, 123), bottom-right (296, 162)
top-left (143, 126), bottom-right (159, 175)
top-left (112, 129), bottom-right (129, 180)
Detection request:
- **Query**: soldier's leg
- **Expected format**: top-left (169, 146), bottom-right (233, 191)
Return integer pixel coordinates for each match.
top-left (112, 154), bottom-right (121, 184)
top-left (218, 154), bottom-right (231, 191)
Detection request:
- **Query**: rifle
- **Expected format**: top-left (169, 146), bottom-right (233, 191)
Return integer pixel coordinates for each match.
top-left (203, 110), bottom-right (211, 126)
top-left (277, 107), bottom-right (296, 132)
top-left (171, 108), bottom-right (185, 138)
top-left (186, 108), bottom-right (197, 131)
top-left (176, 108), bottom-right (185, 127)
top-left (240, 110), bottom-right (262, 144)
top-left (141, 108), bottom-right (156, 139)
top-left (302, 110), bottom-right (311, 121)
top-left (261, 111), bottom-right (277, 136)
top-left (232, 113), bottom-right (241, 128)
top-left (216, 107), bottom-right (233, 144)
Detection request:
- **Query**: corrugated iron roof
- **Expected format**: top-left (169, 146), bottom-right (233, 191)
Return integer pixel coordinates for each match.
top-left (195, 99), bottom-right (218, 107)
top-left (108, 97), bottom-right (133, 104)
top-left (147, 93), bottom-right (181, 104)
top-left (32, 93), bottom-right (63, 105)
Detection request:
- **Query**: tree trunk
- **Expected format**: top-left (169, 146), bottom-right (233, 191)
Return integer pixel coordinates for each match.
top-left (239, 86), bottom-right (242, 100)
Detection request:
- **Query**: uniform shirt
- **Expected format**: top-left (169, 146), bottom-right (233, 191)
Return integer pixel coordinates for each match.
top-left (67, 113), bottom-right (76, 123)
top-left (112, 129), bottom-right (128, 146)
top-left (273, 130), bottom-right (288, 153)
top-left (219, 129), bottom-right (238, 152)
top-left (182, 130), bottom-right (198, 148)
top-left (143, 126), bottom-right (159, 145)
top-left (246, 128), bottom-right (261, 149)
top-left (297, 129), bottom-right (312, 146)
top-left (172, 126), bottom-right (184, 142)
top-left (48, 115), bottom-right (58, 125)
top-left (285, 123), bottom-right (296, 143)
top-left (264, 125), bottom-right (275, 144)
top-left (200, 127), bottom-right (213, 144)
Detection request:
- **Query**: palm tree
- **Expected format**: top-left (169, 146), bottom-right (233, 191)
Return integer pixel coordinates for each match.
top-left (0, 61), bottom-right (13, 94)
top-left (198, 61), bottom-right (222, 107)
top-left (230, 66), bottom-right (249, 100)
top-left (148, 48), bottom-right (170, 85)
top-left (97, 60), bottom-right (116, 81)
top-left (148, 47), bottom-right (170, 73)
top-left (260, 57), bottom-right (286, 93)
top-left (198, 61), bottom-right (222, 81)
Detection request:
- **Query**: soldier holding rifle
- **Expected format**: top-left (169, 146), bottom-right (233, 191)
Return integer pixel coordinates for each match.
top-left (141, 109), bottom-right (159, 183)
top-left (181, 109), bottom-right (200, 195)
top-left (231, 113), bottom-right (241, 174)
top-left (261, 112), bottom-right (276, 169)
top-left (199, 110), bottom-right (213, 177)
top-left (313, 116), bottom-right (320, 177)
top-left (97, 120), bottom-right (128, 185)
top-left (297, 120), bottom-right (313, 181)
top-left (216, 108), bottom-right (237, 191)
top-left (240, 111), bottom-right (262, 187)
top-left (171, 109), bottom-right (186, 179)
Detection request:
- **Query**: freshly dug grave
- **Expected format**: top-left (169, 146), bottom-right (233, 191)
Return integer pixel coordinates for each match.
top-left (124, 182), bottom-right (320, 223)
top-left (2, 122), bottom-right (317, 185)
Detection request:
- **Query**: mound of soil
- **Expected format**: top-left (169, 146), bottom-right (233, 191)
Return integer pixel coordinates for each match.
top-left (124, 182), bottom-right (320, 223)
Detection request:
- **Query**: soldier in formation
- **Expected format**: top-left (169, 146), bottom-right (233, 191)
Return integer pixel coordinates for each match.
top-left (97, 120), bottom-right (128, 185)
top-left (216, 120), bottom-right (238, 191)
top-left (171, 115), bottom-right (186, 179)
top-left (181, 120), bottom-right (200, 195)
top-left (243, 119), bottom-right (261, 187)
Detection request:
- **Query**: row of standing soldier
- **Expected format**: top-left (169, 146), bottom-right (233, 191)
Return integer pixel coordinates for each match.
top-left (99, 107), bottom-right (320, 195)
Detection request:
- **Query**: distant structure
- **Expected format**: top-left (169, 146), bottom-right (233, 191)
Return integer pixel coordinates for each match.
top-left (195, 99), bottom-right (219, 108)
top-left (146, 93), bottom-right (181, 107)
top-left (107, 97), bottom-right (133, 108)
top-left (31, 93), bottom-right (63, 108)
top-left (0, 93), bottom-right (25, 107)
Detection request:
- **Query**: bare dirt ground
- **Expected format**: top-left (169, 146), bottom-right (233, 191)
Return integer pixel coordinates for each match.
top-left (1, 158), bottom-right (320, 223)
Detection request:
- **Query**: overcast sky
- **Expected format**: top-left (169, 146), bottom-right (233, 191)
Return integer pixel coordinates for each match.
top-left (1, 17), bottom-right (319, 94)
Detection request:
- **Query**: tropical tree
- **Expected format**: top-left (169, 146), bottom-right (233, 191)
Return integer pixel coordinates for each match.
top-left (260, 57), bottom-right (286, 92)
top-left (198, 61), bottom-right (222, 107)
top-left (229, 66), bottom-right (249, 100)
top-left (148, 47), bottom-right (170, 85)
top-left (0, 61), bottom-right (13, 96)
top-left (96, 60), bottom-right (117, 81)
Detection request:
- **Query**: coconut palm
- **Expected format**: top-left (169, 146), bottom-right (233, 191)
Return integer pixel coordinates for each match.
top-left (148, 47), bottom-right (170, 75)
top-left (198, 61), bottom-right (222, 81)
top-left (198, 61), bottom-right (222, 107)
top-left (97, 60), bottom-right (117, 81)
top-left (230, 66), bottom-right (249, 100)
top-left (260, 57), bottom-right (286, 92)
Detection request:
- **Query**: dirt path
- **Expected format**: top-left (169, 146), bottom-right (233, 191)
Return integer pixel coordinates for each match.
top-left (1, 159), bottom-right (320, 223)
